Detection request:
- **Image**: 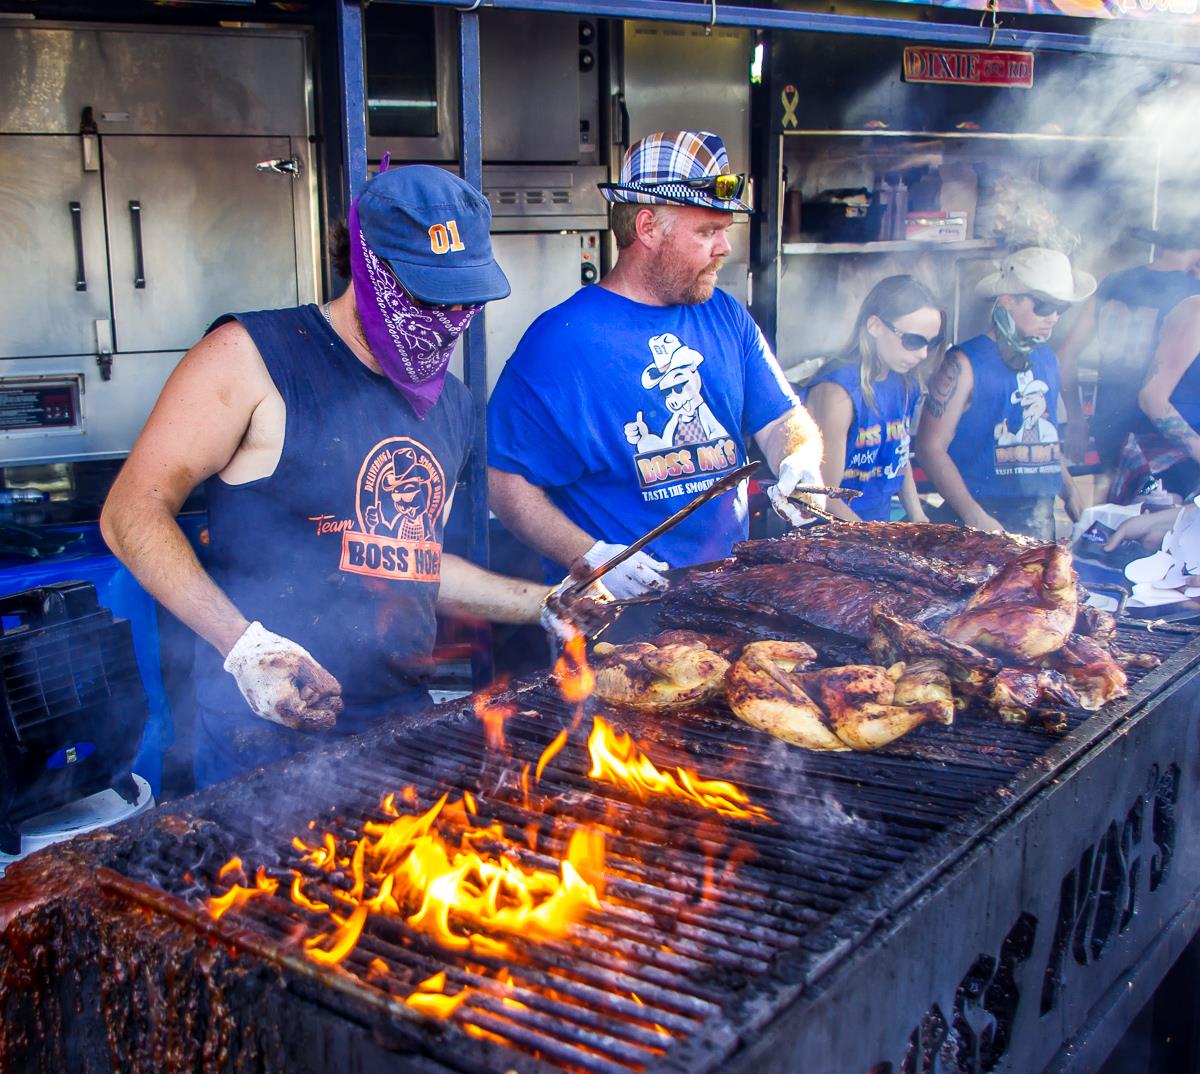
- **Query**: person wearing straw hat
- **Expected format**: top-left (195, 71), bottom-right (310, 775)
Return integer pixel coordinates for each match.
top-left (101, 164), bottom-right (604, 787)
top-left (916, 247), bottom-right (1094, 540)
top-left (1057, 215), bottom-right (1200, 490)
top-left (487, 131), bottom-right (823, 598)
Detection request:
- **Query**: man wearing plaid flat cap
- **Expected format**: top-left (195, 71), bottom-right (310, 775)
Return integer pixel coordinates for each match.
top-left (488, 131), bottom-right (823, 598)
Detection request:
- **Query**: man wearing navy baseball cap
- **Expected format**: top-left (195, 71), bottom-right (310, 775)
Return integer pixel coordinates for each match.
top-left (488, 131), bottom-right (824, 596)
top-left (102, 163), bottom-right (597, 787)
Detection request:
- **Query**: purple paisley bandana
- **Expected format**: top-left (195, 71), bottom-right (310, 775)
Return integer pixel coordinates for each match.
top-left (348, 198), bottom-right (480, 418)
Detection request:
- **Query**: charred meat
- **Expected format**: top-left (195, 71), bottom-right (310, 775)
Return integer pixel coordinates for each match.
top-left (726, 642), bottom-right (953, 752)
top-left (592, 637), bottom-right (731, 710)
top-left (665, 563), bottom-right (958, 641)
top-left (940, 545), bottom-right (1078, 662)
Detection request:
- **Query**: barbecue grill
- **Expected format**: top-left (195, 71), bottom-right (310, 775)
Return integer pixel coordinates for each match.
top-left (2, 621), bottom-right (1199, 1074)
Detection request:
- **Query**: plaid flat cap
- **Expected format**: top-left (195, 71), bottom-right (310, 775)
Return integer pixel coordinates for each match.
top-left (599, 130), bottom-right (752, 213)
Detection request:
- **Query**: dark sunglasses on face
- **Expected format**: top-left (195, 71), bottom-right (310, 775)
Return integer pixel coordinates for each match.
top-left (882, 319), bottom-right (944, 353)
top-left (1023, 294), bottom-right (1071, 318)
top-left (600, 172), bottom-right (746, 202)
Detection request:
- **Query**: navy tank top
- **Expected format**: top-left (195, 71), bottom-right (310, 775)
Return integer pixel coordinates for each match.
top-left (805, 363), bottom-right (918, 522)
top-left (947, 334), bottom-right (1061, 500)
top-left (194, 305), bottom-right (473, 730)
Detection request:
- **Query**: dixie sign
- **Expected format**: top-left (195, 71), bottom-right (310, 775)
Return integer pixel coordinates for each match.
top-left (902, 47), bottom-right (1035, 88)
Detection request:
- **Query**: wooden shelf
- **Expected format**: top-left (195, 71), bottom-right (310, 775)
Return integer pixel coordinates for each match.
top-left (781, 239), bottom-right (1000, 255)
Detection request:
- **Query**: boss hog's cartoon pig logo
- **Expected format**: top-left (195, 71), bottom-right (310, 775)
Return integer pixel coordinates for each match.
top-left (359, 441), bottom-right (446, 541)
top-left (624, 334), bottom-right (731, 451)
top-left (335, 437), bottom-right (448, 582)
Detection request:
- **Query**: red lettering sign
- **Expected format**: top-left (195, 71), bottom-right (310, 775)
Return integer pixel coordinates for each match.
top-left (902, 47), bottom-right (1034, 89)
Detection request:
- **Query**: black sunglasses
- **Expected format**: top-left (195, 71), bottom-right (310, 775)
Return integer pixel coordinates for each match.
top-left (882, 319), bottom-right (944, 353)
top-left (599, 172), bottom-right (746, 203)
top-left (1022, 294), bottom-right (1071, 317)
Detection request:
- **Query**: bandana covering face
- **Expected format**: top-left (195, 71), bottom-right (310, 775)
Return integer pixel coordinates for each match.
top-left (348, 198), bottom-right (480, 418)
top-left (991, 302), bottom-right (1048, 371)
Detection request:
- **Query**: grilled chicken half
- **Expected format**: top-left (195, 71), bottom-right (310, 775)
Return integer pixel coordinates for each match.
top-left (941, 545), bottom-right (1078, 662)
top-left (592, 637), bottom-right (731, 710)
top-left (726, 641), bottom-right (953, 751)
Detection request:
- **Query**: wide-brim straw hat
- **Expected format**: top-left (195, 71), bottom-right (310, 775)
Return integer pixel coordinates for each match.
top-left (975, 247), bottom-right (1097, 304)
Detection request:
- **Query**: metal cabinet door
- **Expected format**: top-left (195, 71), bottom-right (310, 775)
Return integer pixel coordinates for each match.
top-left (103, 135), bottom-right (300, 354)
top-left (0, 135), bottom-right (111, 359)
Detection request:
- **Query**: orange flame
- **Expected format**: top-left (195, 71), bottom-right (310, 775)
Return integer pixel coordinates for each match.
top-left (553, 634), bottom-right (594, 703)
top-left (206, 863), bottom-right (279, 920)
top-left (473, 680), bottom-right (518, 751)
top-left (587, 716), bottom-right (769, 821)
top-left (535, 729), bottom-right (568, 783)
top-left (258, 790), bottom-right (606, 978)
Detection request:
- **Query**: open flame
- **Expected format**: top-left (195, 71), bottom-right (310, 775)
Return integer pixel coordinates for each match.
top-left (473, 680), bottom-right (517, 751)
top-left (206, 863), bottom-right (279, 920)
top-left (554, 633), bottom-right (594, 703)
top-left (207, 787), bottom-right (606, 1020)
top-left (587, 716), bottom-right (770, 821)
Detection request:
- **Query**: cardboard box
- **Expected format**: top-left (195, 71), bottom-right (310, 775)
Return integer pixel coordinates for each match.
top-left (905, 211), bottom-right (968, 243)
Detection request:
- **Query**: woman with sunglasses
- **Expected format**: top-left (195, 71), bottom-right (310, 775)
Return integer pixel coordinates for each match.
top-left (916, 247), bottom-right (1095, 540)
top-left (804, 275), bottom-right (944, 522)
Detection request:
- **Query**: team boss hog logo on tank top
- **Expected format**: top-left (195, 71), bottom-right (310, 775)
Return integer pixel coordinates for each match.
top-left (311, 437), bottom-right (447, 582)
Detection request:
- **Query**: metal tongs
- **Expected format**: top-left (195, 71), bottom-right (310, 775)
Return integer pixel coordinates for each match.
top-left (768, 481), bottom-right (862, 525)
top-left (567, 461), bottom-right (759, 596)
top-left (568, 464), bottom-right (862, 597)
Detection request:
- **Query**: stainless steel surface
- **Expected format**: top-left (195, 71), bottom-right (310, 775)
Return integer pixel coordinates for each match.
top-left (366, 8), bottom-right (600, 166)
top-left (483, 165), bottom-right (608, 231)
top-left (0, 353), bottom-right (177, 463)
top-left (0, 25), bottom-right (310, 136)
top-left (620, 21), bottom-right (753, 305)
top-left (0, 135), bottom-right (110, 358)
top-left (449, 231), bottom-right (599, 395)
top-left (480, 11), bottom-right (596, 163)
top-left (103, 135), bottom-right (301, 355)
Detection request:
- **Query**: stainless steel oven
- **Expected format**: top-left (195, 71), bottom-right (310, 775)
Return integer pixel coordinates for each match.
top-left (364, 6), bottom-right (601, 168)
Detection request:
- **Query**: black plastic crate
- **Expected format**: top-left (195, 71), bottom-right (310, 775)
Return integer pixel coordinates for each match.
top-left (0, 582), bottom-right (148, 855)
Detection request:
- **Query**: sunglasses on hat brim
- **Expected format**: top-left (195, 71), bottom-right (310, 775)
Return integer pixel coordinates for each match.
top-left (599, 172), bottom-right (747, 204)
top-left (881, 319), bottom-right (944, 353)
top-left (1020, 294), bottom-right (1071, 318)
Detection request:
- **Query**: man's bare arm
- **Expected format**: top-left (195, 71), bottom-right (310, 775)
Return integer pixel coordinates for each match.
top-left (1139, 296), bottom-right (1200, 461)
top-left (488, 468), bottom-right (595, 568)
top-left (100, 322), bottom-right (272, 657)
top-left (753, 404), bottom-right (823, 477)
top-left (915, 351), bottom-right (1000, 531)
top-left (437, 555), bottom-right (550, 623)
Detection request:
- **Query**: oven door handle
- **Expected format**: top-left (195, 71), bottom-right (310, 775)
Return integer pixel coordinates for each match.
top-left (69, 201), bottom-right (86, 291)
top-left (129, 200), bottom-right (146, 289)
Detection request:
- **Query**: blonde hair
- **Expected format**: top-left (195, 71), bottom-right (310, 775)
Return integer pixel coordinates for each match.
top-left (838, 275), bottom-right (945, 411)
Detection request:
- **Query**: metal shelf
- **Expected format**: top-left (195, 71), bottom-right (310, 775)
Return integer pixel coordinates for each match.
top-left (781, 239), bottom-right (1001, 255)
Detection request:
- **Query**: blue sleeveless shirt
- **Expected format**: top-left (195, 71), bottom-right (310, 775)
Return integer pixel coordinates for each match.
top-left (194, 305), bottom-right (472, 762)
top-left (805, 364), bottom-right (918, 521)
top-left (947, 334), bottom-right (1061, 500)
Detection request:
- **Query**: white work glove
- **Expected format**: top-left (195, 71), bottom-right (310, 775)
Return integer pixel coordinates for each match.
top-left (769, 453), bottom-right (827, 527)
top-left (223, 622), bottom-right (343, 732)
top-left (540, 575), bottom-right (614, 644)
top-left (581, 540), bottom-right (670, 600)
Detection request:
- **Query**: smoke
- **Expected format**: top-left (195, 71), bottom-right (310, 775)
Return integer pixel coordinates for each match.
top-left (777, 29), bottom-right (1200, 380)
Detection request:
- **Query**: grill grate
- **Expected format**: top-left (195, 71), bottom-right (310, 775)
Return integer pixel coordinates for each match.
top-left (104, 622), bottom-right (1199, 1074)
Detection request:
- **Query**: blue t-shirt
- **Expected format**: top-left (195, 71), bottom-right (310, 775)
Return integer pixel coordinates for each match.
top-left (947, 334), bottom-right (1062, 500)
top-left (804, 363), bottom-right (919, 522)
top-left (488, 285), bottom-right (798, 577)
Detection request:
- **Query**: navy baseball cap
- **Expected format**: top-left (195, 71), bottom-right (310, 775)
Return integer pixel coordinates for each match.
top-left (356, 164), bottom-right (510, 306)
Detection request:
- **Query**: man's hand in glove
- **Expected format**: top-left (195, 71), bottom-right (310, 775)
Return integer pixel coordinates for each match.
top-left (769, 452), bottom-right (828, 526)
top-left (540, 570), bottom-right (614, 644)
top-left (581, 540), bottom-right (669, 600)
top-left (223, 622), bottom-right (344, 731)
